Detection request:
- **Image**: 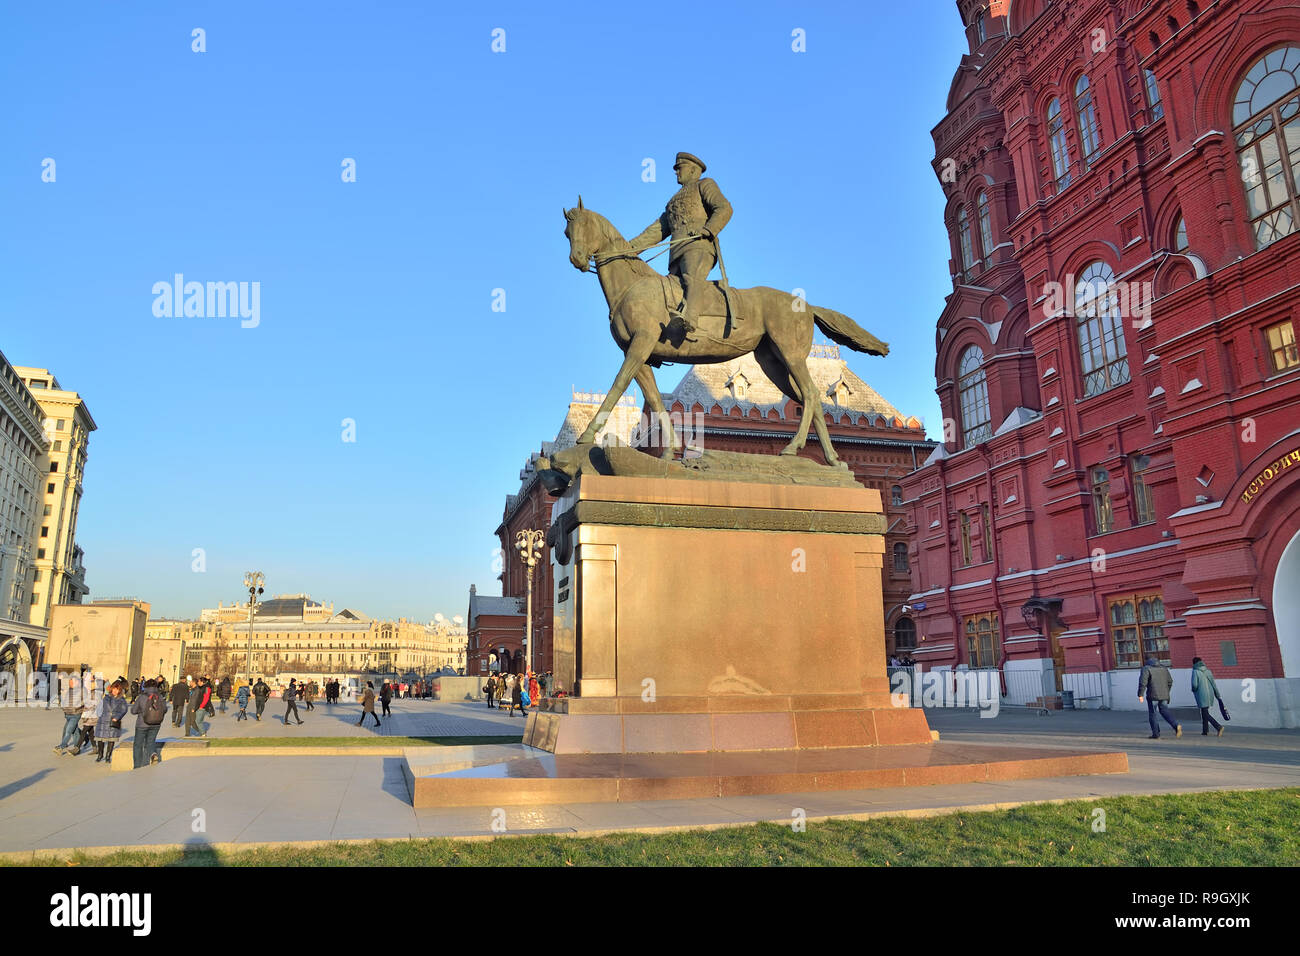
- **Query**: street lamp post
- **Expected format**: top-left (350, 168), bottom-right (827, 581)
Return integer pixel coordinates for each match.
top-left (515, 529), bottom-right (545, 682)
top-left (243, 571), bottom-right (265, 684)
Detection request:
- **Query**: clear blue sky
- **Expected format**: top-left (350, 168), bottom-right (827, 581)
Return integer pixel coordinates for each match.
top-left (1, 1), bottom-right (968, 621)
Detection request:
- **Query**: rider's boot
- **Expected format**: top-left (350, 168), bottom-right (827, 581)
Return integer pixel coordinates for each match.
top-left (669, 300), bottom-right (696, 332)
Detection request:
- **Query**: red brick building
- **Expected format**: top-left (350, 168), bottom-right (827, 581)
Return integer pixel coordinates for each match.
top-left (472, 353), bottom-right (935, 678)
top-left (902, 0), bottom-right (1300, 726)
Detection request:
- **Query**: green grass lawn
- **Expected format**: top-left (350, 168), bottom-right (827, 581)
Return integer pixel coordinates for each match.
top-left (203, 735), bottom-right (523, 748)
top-left (8, 788), bottom-right (1296, 867)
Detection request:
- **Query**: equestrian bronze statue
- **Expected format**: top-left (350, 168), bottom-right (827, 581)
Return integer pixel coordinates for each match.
top-left (561, 191), bottom-right (888, 470)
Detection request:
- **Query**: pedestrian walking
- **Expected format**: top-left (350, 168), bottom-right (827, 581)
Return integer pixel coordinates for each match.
top-left (484, 674), bottom-right (497, 708)
top-left (217, 676), bottom-right (232, 713)
top-left (69, 694), bottom-right (99, 756)
top-left (508, 674), bottom-right (526, 718)
top-left (185, 677), bottom-right (208, 738)
top-left (494, 675), bottom-right (506, 708)
top-left (95, 681), bottom-right (130, 764)
top-left (202, 677), bottom-right (215, 717)
top-left (54, 682), bottom-right (85, 755)
top-left (304, 680), bottom-right (316, 711)
top-left (358, 681), bottom-right (381, 727)
top-left (380, 682), bottom-right (392, 718)
top-left (1191, 657), bottom-right (1227, 736)
top-left (1137, 656), bottom-right (1182, 739)
top-left (235, 681), bottom-right (251, 721)
top-left (168, 677), bottom-right (189, 728)
top-left (528, 672), bottom-right (540, 708)
top-left (129, 678), bottom-right (167, 768)
top-left (128, 677), bottom-right (140, 703)
top-left (252, 677), bottom-right (270, 720)
top-left (283, 678), bottom-right (304, 725)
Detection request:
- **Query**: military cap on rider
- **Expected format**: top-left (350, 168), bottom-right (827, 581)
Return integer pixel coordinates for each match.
top-left (673, 151), bottom-right (707, 173)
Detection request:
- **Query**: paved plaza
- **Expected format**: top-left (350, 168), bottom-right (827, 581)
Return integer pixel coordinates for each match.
top-left (0, 700), bottom-right (1295, 857)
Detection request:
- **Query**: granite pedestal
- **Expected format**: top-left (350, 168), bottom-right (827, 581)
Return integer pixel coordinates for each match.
top-left (406, 473), bottom-right (1126, 807)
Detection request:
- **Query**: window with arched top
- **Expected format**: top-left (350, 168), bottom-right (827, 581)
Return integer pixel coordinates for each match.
top-left (892, 542), bottom-right (909, 572)
top-left (1075, 75), bottom-right (1101, 168)
top-left (957, 346), bottom-right (992, 447)
top-left (977, 191), bottom-right (994, 268)
top-left (894, 617), bottom-right (916, 651)
top-left (1174, 215), bottom-right (1188, 251)
top-left (957, 205), bottom-right (975, 281)
top-left (1047, 98), bottom-right (1071, 189)
top-left (1234, 46), bottom-right (1300, 247)
top-left (1074, 261), bottom-right (1130, 396)
top-left (891, 484), bottom-right (904, 507)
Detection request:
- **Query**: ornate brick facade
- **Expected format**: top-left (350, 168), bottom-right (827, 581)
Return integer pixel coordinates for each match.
top-left (903, 0), bottom-right (1300, 726)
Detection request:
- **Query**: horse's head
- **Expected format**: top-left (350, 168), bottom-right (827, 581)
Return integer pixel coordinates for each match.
top-left (563, 195), bottom-right (598, 272)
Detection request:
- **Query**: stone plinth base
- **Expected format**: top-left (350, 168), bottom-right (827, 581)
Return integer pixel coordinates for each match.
top-left (542, 473), bottom-right (932, 754)
top-left (404, 742), bottom-right (1130, 808)
top-left (523, 694), bottom-right (933, 754)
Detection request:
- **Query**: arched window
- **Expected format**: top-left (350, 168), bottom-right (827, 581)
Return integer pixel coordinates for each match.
top-left (957, 346), bottom-right (992, 447)
top-left (892, 542), bottom-right (909, 572)
top-left (891, 484), bottom-right (904, 507)
top-left (1074, 261), bottom-right (1130, 396)
top-left (977, 191), bottom-right (994, 268)
top-left (1047, 98), bottom-right (1071, 189)
top-left (894, 617), bottom-right (917, 651)
top-left (1234, 47), bottom-right (1300, 247)
top-left (957, 206), bottom-right (976, 281)
top-left (1075, 75), bottom-right (1102, 168)
top-left (1174, 215), bottom-right (1188, 251)
top-left (1145, 70), bottom-right (1164, 121)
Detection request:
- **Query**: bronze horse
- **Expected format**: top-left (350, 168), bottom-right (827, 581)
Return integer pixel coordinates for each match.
top-left (563, 197), bottom-right (888, 467)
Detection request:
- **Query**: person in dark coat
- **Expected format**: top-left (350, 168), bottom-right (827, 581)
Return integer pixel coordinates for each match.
top-left (508, 674), bottom-right (526, 718)
top-left (129, 679), bottom-right (167, 768)
top-left (379, 683), bottom-right (392, 718)
top-left (1138, 656), bottom-right (1182, 739)
top-left (168, 677), bottom-right (189, 728)
top-left (1191, 657), bottom-right (1225, 736)
top-left (283, 678), bottom-right (303, 725)
top-left (235, 682), bottom-right (251, 721)
top-left (185, 677), bottom-right (208, 737)
top-left (252, 678), bottom-right (270, 720)
top-left (484, 674), bottom-right (497, 708)
top-left (217, 676), bottom-right (232, 713)
top-left (95, 681), bottom-right (130, 763)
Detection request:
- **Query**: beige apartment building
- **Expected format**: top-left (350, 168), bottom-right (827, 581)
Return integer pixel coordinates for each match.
top-left (172, 593), bottom-right (467, 679)
top-left (0, 350), bottom-right (51, 682)
top-left (14, 366), bottom-right (95, 629)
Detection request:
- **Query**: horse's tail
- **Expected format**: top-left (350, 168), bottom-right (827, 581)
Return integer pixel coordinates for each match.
top-left (812, 305), bottom-right (889, 356)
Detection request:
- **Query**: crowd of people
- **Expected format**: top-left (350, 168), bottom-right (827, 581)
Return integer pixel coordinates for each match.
top-left (52, 673), bottom-right (436, 769)
top-left (482, 671), bottom-right (553, 717)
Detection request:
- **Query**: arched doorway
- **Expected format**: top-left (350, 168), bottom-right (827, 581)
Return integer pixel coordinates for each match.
top-left (0, 637), bottom-right (33, 702)
top-left (1274, 529), bottom-right (1300, 677)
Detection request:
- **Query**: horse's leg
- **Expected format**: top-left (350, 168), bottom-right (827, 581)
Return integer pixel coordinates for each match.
top-left (576, 333), bottom-right (657, 445)
top-left (764, 318), bottom-right (821, 458)
top-left (634, 365), bottom-right (681, 459)
top-left (806, 381), bottom-right (843, 466)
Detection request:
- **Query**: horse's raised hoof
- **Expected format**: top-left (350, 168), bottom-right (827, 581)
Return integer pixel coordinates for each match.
top-left (779, 447), bottom-right (800, 457)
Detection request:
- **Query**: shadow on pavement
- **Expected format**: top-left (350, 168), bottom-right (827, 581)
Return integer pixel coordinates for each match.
top-left (0, 768), bottom-right (55, 801)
